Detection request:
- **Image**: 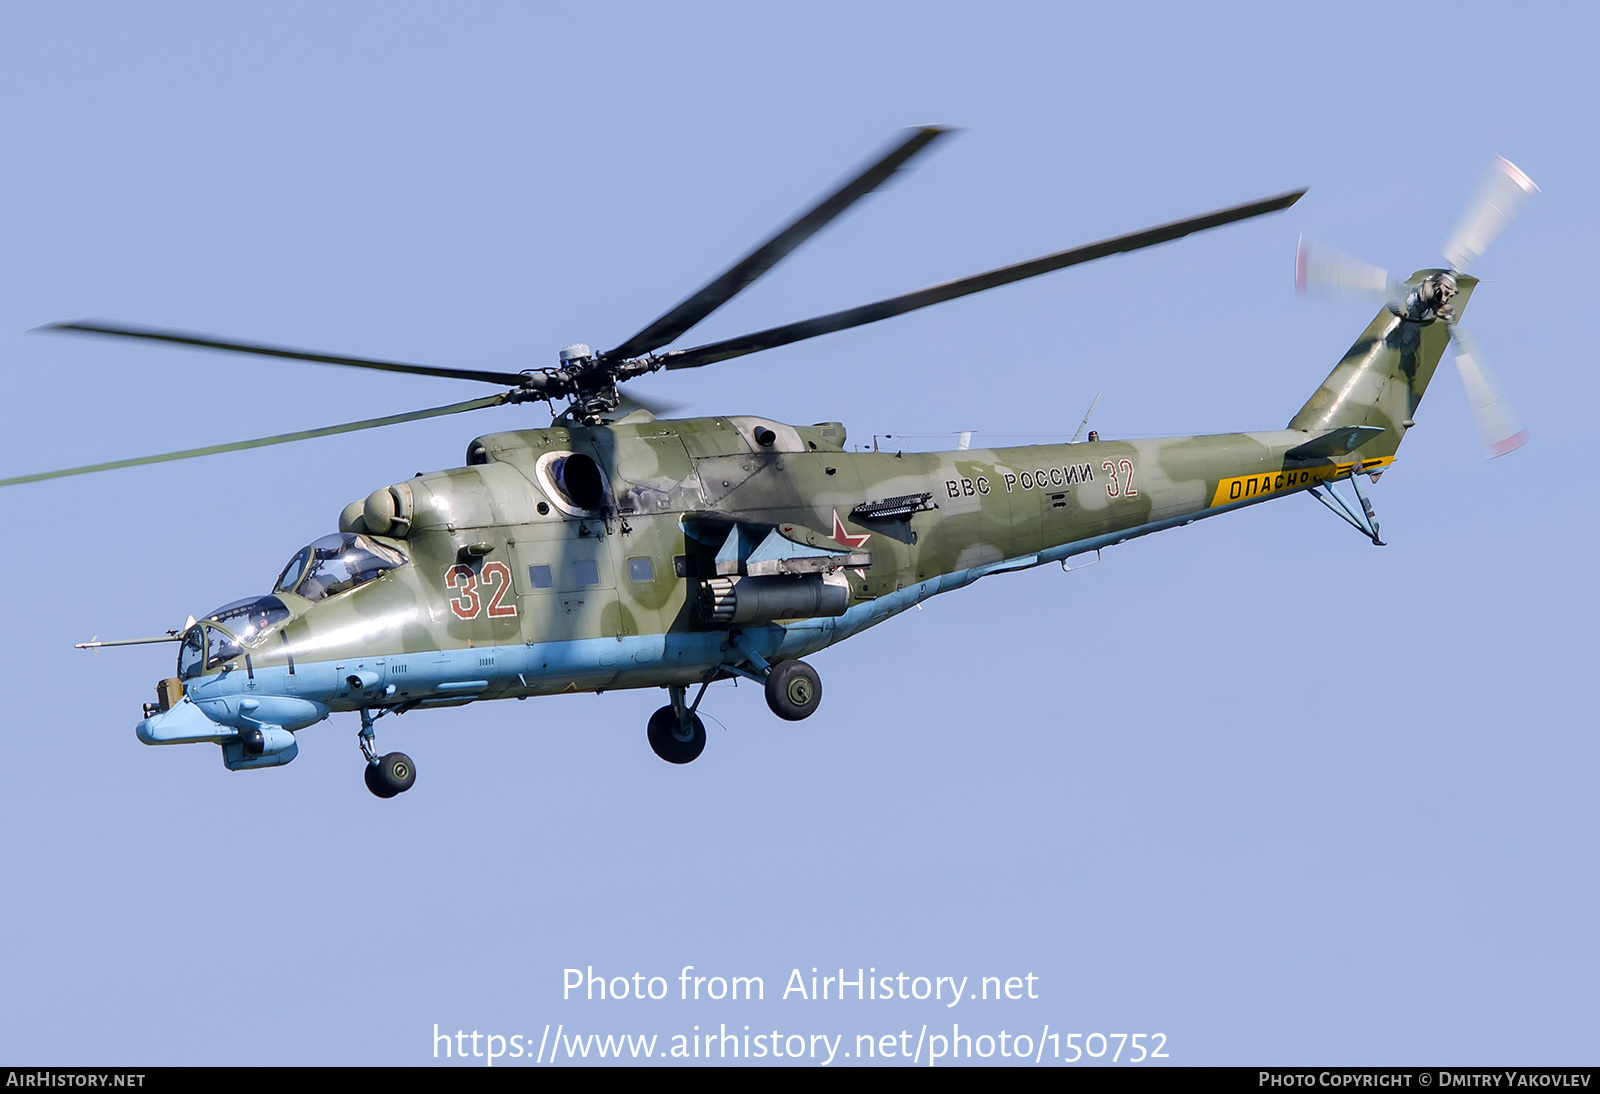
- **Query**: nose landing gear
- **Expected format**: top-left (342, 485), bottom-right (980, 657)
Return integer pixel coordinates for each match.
top-left (359, 707), bottom-right (416, 798)
top-left (364, 753), bottom-right (416, 798)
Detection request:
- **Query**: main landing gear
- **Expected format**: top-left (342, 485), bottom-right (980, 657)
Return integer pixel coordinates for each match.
top-left (645, 641), bottom-right (824, 764)
top-left (647, 693), bottom-right (706, 764)
top-left (764, 660), bottom-right (822, 721)
top-left (732, 635), bottom-right (823, 723)
top-left (359, 707), bottom-right (416, 799)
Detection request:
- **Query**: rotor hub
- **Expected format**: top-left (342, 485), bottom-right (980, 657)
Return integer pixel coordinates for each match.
top-left (1401, 273), bottom-right (1458, 323)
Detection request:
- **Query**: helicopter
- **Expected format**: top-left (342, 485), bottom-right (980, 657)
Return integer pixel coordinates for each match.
top-left (16, 127), bottom-right (1534, 798)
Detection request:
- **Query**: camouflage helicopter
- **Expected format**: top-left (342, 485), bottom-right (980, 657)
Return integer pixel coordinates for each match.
top-left (18, 128), bottom-right (1534, 798)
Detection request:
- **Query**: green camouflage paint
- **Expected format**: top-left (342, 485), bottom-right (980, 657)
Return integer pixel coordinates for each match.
top-left (205, 276), bottom-right (1467, 701)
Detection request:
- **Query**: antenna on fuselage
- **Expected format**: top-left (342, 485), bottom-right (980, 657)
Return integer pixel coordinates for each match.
top-left (1071, 393), bottom-right (1102, 444)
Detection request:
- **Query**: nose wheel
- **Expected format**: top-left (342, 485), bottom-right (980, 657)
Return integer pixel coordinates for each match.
top-left (364, 752), bottom-right (416, 798)
top-left (359, 707), bottom-right (416, 798)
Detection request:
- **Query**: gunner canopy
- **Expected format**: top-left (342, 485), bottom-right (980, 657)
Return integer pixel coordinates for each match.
top-left (273, 533), bottom-right (408, 603)
top-left (177, 595), bottom-right (294, 679)
top-left (206, 595), bottom-right (291, 641)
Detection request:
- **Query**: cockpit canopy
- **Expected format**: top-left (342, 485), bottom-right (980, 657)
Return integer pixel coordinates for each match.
top-left (273, 533), bottom-right (408, 603)
top-left (178, 594), bottom-right (292, 679)
top-left (177, 537), bottom-right (406, 680)
top-left (207, 595), bottom-right (291, 642)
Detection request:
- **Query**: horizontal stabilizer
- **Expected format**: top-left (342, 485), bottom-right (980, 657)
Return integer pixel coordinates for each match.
top-left (1286, 426), bottom-right (1385, 460)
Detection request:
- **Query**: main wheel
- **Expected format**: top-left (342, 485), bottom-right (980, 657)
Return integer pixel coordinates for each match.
top-left (765, 660), bottom-right (822, 721)
top-left (368, 751), bottom-right (416, 796)
top-left (647, 705), bottom-right (707, 764)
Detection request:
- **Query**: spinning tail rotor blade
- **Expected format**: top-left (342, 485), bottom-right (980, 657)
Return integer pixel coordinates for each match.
top-left (1442, 155), bottom-right (1538, 274)
top-left (0, 395), bottom-right (506, 488)
top-left (1448, 323), bottom-right (1527, 458)
top-left (1294, 236), bottom-right (1396, 299)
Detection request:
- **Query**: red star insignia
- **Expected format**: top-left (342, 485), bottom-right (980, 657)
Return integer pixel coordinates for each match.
top-left (831, 509), bottom-right (871, 550)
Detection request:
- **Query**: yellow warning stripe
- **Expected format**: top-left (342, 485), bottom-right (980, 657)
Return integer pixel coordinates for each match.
top-left (1209, 456), bottom-right (1393, 508)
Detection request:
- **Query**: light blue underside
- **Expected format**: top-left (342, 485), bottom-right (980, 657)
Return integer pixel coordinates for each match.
top-left (143, 490), bottom-right (1282, 768)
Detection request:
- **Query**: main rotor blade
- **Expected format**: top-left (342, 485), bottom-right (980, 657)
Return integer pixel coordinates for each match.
top-left (658, 189), bottom-right (1306, 370)
top-left (603, 126), bottom-right (954, 361)
top-left (1442, 155), bottom-right (1538, 274)
top-left (1448, 324), bottom-right (1527, 459)
top-left (0, 394), bottom-right (506, 488)
top-left (42, 320), bottom-right (529, 386)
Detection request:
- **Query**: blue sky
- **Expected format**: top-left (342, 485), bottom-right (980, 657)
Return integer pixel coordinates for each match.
top-left (1, 1), bottom-right (1594, 1066)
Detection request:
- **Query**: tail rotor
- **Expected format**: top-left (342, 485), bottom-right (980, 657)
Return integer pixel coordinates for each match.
top-left (1447, 321), bottom-right (1528, 458)
top-left (1296, 155), bottom-right (1537, 459)
top-left (1443, 155), bottom-right (1539, 275)
top-left (1295, 236), bottom-right (1397, 301)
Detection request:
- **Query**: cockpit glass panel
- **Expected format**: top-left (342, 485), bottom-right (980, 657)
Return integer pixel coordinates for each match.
top-left (273, 547), bottom-right (313, 596)
top-left (178, 628), bottom-right (204, 680)
top-left (273, 533), bottom-right (407, 603)
top-left (204, 595), bottom-right (290, 648)
top-left (205, 625), bottom-right (240, 670)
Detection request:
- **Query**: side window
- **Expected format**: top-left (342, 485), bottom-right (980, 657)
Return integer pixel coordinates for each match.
top-left (628, 557), bottom-right (654, 583)
top-left (573, 560), bottom-right (600, 587)
top-left (528, 565), bottom-right (553, 589)
top-left (178, 629), bottom-right (204, 680)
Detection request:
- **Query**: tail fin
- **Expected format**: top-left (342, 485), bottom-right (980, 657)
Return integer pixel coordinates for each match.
top-left (1289, 272), bottom-right (1476, 460)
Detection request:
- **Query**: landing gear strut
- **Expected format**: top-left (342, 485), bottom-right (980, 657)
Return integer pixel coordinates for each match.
top-left (728, 633), bottom-right (823, 722)
top-left (644, 639), bottom-right (827, 763)
top-left (360, 707), bottom-right (416, 798)
top-left (1308, 466), bottom-right (1387, 547)
top-left (647, 684), bottom-right (706, 764)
